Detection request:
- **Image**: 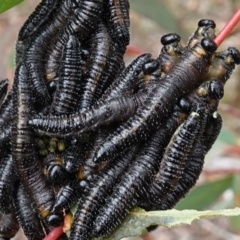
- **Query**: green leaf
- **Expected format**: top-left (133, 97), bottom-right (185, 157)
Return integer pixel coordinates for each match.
top-left (230, 174), bottom-right (240, 231)
top-left (175, 175), bottom-right (233, 210)
top-left (218, 129), bottom-right (238, 146)
top-left (0, 0), bottom-right (23, 14)
top-left (129, 0), bottom-right (186, 37)
top-left (92, 207), bottom-right (240, 240)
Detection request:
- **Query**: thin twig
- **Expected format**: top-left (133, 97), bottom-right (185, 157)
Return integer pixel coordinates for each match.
top-left (214, 8), bottom-right (240, 46)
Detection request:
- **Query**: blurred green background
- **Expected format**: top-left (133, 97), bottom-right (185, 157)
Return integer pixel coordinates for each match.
top-left (0, 1), bottom-right (239, 239)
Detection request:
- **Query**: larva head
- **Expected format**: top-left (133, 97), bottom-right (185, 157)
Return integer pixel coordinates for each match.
top-left (192, 37), bottom-right (217, 61)
top-left (47, 80), bottom-right (57, 95)
top-left (178, 98), bottom-right (191, 114)
top-left (160, 33), bottom-right (183, 55)
top-left (47, 212), bottom-right (64, 227)
top-left (198, 19), bottom-right (216, 29)
top-left (201, 38), bottom-right (218, 53)
top-left (188, 19), bottom-right (216, 48)
top-left (142, 59), bottom-right (160, 74)
top-left (161, 33), bottom-right (181, 46)
top-left (81, 48), bottom-right (91, 61)
top-left (46, 165), bottom-right (70, 185)
top-left (208, 80), bottom-right (224, 100)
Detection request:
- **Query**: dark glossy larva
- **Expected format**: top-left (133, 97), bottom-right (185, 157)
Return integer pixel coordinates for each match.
top-left (25, 0), bottom-right (79, 104)
top-left (106, 0), bottom-right (130, 47)
top-left (159, 111), bottom-right (222, 210)
top-left (91, 41), bottom-right (126, 104)
top-left (0, 91), bottom-right (13, 123)
top-left (45, 29), bottom-right (70, 82)
top-left (92, 38), bottom-right (218, 164)
top-left (204, 112), bottom-right (223, 153)
top-left (1, 7), bottom-right (240, 240)
top-left (27, 59), bottom-right (160, 137)
top-left (79, 22), bottom-right (112, 110)
top-left (49, 180), bottom-right (84, 219)
top-left (62, 144), bottom-right (86, 174)
top-left (69, 148), bottom-right (137, 240)
top-left (101, 53), bottom-right (152, 101)
top-left (206, 47), bottom-right (240, 84)
top-left (187, 19), bottom-right (216, 49)
top-left (0, 123), bottom-right (11, 155)
top-left (0, 153), bottom-right (16, 214)
top-left (17, 0), bottom-right (56, 41)
top-left (11, 64), bottom-right (60, 226)
top-left (67, 0), bottom-right (104, 38)
top-left (14, 184), bottom-right (46, 240)
top-left (148, 112), bottom-right (201, 206)
top-left (28, 55), bottom-right (150, 137)
top-left (92, 107), bottom-right (188, 237)
top-left (50, 35), bottom-right (82, 114)
top-left (158, 33), bottom-right (183, 74)
top-left (0, 79), bottom-right (8, 107)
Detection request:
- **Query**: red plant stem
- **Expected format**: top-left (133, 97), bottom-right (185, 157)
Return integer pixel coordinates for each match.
top-left (126, 45), bottom-right (145, 55)
top-left (215, 8), bottom-right (240, 46)
top-left (203, 169), bottom-right (240, 175)
top-left (43, 226), bottom-right (63, 240)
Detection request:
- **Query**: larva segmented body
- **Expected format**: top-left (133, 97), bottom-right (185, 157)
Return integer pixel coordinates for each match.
top-left (159, 111), bottom-right (222, 210)
top-left (92, 38), bottom-right (218, 163)
top-left (27, 35), bottom-right (184, 137)
top-left (11, 64), bottom-right (59, 226)
top-left (204, 112), bottom-right (223, 153)
top-left (106, 0), bottom-right (130, 47)
top-left (187, 19), bottom-right (216, 49)
top-left (0, 91), bottom-right (13, 123)
top-left (69, 148), bottom-right (137, 240)
top-left (107, 0), bottom-right (130, 46)
top-left (148, 112), bottom-right (201, 206)
top-left (44, 0), bottom-right (82, 81)
top-left (0, 153), bottom-right (16, 214)
top-left (45, 29), bottom-right (70, 82)
top-left (92, 41), bottom-right (126, 103)
top-left (92, 107), bottom-right (188, 237)
top-left (0, 79), bottom-right (8, 107)
top-left (17, 0), bottom-right (57, 41)
top-left (50, 35), bottom-right (82, 114)
top-left (100, 53), bottom-right (152, 101)
top-left (0, 123), bottom-right (11, 155)
top-left (50, 180), bottom-right (84, 217)
top-left (68, 0), bottom-right (104, 38)
top-left (62, 144), bottom-right (86, 174)
top-left (25, 0), bottom-right (78, 105)
top-left (14, 184), bottom-right (46, 240)
top-left (158, 33), bottom-right (183, 74)
top-left (79, 22), bottom-right (112, 110)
